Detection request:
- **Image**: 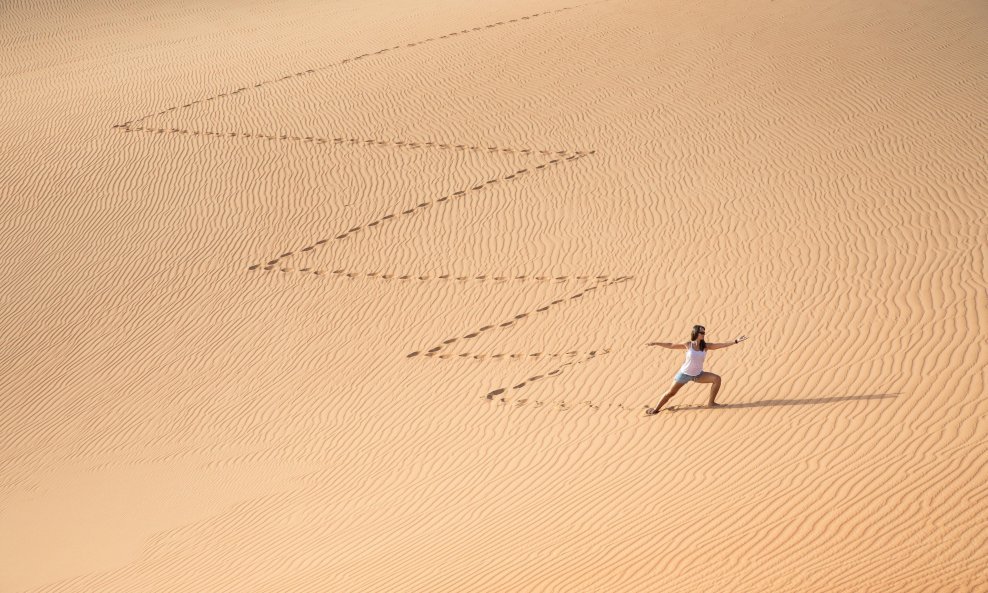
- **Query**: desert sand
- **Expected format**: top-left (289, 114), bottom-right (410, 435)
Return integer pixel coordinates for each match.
top-left (2, 0), bottom-right (986, 591)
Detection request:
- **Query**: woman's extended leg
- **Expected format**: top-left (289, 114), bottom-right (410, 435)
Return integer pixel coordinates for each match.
top-left (694, 372), bottom-right (723, 406)
top-left (647, 380), bottom-right (686, 414)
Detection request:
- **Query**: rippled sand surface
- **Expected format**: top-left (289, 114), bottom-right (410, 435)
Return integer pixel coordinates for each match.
top-left (2, 0), bottom-right (986, 591)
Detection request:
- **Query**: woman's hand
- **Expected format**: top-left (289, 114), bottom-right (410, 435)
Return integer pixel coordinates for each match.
top-left (646, 342), bottom-right (660, 346)
top-left (735, 335), bottom-right (748, 343)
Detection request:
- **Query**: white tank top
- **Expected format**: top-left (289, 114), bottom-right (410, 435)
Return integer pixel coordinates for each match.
top-left (678, 342), bottom-right (706, 376)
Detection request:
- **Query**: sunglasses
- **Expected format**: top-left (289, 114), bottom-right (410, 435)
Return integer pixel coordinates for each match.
top-left (696, 330), bottom-right (705, 335)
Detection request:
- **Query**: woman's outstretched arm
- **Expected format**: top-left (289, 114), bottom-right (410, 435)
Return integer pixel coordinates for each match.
top-left (645, 341), bottom-right (687, 349)
top-left (706, 335), bottom-right (749, 350)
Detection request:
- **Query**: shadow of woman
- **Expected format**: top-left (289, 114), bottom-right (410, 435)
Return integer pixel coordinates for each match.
top-left (671, 392), bottom-right (900, 411)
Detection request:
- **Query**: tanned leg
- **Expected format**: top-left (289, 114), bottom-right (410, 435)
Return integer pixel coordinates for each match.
top-left (647, 381), bottom-right (685, 415)
top-left (692, 372), bottom-right (724, 407)
top-left (705, 374), bottom-right (723, 406)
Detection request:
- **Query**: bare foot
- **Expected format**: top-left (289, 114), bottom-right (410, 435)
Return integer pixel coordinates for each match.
top-left (707, 402), bottom-right (724, 408)
top-left (646, 407), bottom-right (660, 415)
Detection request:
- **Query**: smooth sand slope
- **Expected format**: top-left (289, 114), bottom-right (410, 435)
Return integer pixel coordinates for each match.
top-left (2, 0), bottom-right (986, 591)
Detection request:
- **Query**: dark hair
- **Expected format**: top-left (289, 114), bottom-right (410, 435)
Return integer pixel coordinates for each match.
top-left (690, 325), bottom-right (707, 351)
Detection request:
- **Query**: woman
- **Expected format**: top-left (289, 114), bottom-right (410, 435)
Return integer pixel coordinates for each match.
top-left (645, 325), bottom-right (748, 414)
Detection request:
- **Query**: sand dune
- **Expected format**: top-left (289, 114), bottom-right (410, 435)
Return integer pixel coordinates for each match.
top-left (1, 0), bottom-right (986, 591)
